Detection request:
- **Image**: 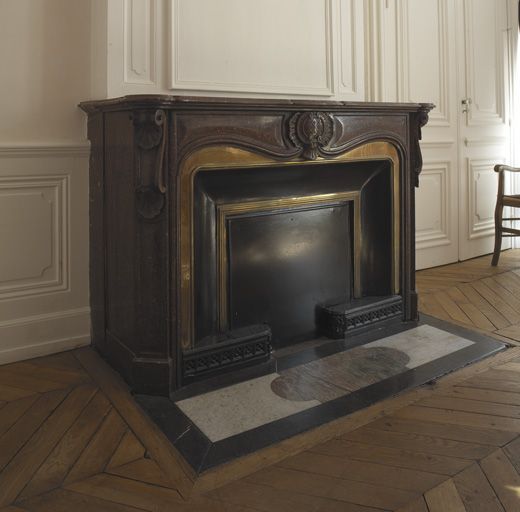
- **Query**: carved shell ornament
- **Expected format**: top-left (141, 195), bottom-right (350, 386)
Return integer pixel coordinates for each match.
top-left (289, 111), bottom-right (334, 160)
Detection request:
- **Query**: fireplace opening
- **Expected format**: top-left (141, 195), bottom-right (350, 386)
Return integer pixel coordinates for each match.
top-left (191, 157), bottom-right (397, 353)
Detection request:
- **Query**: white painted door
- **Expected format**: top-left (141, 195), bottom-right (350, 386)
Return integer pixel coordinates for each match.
top-left (367, 0), bottom-right (463, 270)
top-left (406, 0), bottom-right (511, 268)
top-left (456, 0), bottom-right (510, 261)
top-left (410, 0), bottom-right (460, 269)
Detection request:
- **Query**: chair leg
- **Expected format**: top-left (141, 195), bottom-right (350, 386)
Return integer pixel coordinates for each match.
top-left (491, 200), bottom-right (503, 266)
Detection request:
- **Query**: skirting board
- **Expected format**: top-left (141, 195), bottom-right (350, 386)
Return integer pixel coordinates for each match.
top-left (0, 307), bottom-right (91, 364)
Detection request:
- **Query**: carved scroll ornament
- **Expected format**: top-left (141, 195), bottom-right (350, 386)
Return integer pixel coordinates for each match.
top-left (413, 107), bottom-right (430, 187)
top-left (132, 109), bottom-right (168, 219)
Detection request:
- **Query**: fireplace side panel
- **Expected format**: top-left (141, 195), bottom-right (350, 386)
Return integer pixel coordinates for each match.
top-left (100, 111), bottom-right (172, 394)
top-left (359, 162), bottom-right (393, 297)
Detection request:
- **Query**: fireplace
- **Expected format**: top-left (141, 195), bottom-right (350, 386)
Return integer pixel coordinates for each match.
top-left (80, 96), bottom-right (432, 395)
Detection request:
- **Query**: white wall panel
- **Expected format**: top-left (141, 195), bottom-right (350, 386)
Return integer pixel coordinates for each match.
top-left (96, 0), bottom-right (365, 100)
top-left (0, 175), bottom-right (68, 299)
top-left (463, 0), bottom-right (506, 126)
top-left (397, 0), bottom-right (451, 126)
top-left (416, 162), bottom-right (450, 249)
top-left (124, 0), bottom-right (156, 85)
top-left (337, 0), bottom-right (364, 97)
top-left (467, 159), bottom-right (501, 239)
top-left (170, 0), bottom-right (333, 95)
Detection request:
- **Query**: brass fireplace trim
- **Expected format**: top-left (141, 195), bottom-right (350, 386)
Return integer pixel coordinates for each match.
top-left (216, 192), bottom-right (361, 332)
top-left (179, 142), bottom-right (401, 350)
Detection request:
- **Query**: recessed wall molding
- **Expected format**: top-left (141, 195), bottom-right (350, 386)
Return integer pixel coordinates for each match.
top-left (0, 174), bottom-right (69, 300)
top-left (468, 158), bottom-right (503, 240)
top-left (337, 0), bottom-right (363, 97)
top-left (420, 140), bottom-right (456, 149)
top-left (416, 161), bottom-right (451, 249)
top-left (169, 0), bottom-right (335, 96)
top-left (124, 0), bottom-right (156, 85)
top-left (362, 0), bottom-right (383, 101)
top-left (96, 0), bottom-right (366, 99)
top-left (0, 142), bottom-right (90, 158)
top-left (464, 136), bottom-right (507, 147)
top-left (463, 0), bottom-right (506, 127)
top-left (396, 0), bottom-right (451, 127)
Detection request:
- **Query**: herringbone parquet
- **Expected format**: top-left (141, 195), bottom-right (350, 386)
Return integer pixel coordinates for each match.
top-left (418, 250), bottom-right (520, 343)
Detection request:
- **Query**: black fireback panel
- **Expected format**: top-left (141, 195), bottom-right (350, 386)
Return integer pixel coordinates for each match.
top-left (228, 204), bottom-right (352, 347)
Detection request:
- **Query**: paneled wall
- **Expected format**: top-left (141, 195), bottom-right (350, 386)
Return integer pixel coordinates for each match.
top-left (92, 0), bottom-right (365, 101)
top-left (1, 0), bottom-right (515, 363)
top-left (0, 0), bottom-right (91, 363)
top-left (94, 0), bottom-right (513, 270)
top-left (366, 0), bottom-right (512, 268)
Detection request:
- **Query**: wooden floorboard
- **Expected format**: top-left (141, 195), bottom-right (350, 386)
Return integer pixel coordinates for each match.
top-left (424, 479), bottom-right (467, 512)
top-left (0, 252), bottom-right (520, 509)
top-left (73, 348), bottom-right (195, 497)
top-left (480, 449), bottom-right (520, 511)
top-left (452, 463), bottom-right (504, 511)
top-left (106, 430), bottom-right (146, 470)
top-left (19, 391), bottom-right (112, 500)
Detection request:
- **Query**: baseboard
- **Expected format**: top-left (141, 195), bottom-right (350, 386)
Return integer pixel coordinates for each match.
top-left (0, 307), bottom-right (91, 364)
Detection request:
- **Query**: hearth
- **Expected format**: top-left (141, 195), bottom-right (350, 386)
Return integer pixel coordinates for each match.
top-left (80, 96), bottom-right (433, 395)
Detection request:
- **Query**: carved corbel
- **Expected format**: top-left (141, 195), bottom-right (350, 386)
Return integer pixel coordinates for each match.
top-left (132, 109), bottom-right (168, 219)
top-left (412, 107), bottom-right (430, 187)
top-left (288, 112), bottom-right (334, 160)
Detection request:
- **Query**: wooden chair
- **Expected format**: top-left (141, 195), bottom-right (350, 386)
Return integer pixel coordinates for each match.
top-left (492, 164), bottom-right (520, 265)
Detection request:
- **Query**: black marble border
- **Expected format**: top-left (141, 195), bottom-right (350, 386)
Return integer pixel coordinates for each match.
top-left (135, 316), bottom-right (506, 474)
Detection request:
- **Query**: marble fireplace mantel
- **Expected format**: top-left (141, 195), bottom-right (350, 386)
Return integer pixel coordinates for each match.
top-left (80, 95), bottom-right (433, 396)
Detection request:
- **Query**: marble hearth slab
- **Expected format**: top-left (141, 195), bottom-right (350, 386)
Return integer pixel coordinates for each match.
top-left (136, 317), bottom-right (505, 474)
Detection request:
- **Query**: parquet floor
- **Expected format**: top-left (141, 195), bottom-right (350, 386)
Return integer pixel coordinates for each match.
top-left (2, 252), bottom-right (520, 510)
top-left (417, 249), bottom-right (520, 344)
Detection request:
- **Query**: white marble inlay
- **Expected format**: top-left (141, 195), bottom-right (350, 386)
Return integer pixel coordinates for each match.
top-left (175, 373), bottom-right (319, 442)
top-left (367, 324), bottom-right (474, 368)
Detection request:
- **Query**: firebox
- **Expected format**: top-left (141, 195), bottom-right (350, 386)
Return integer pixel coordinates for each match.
top-left (187, 147), bottom-right (398, 349)
top-left (79, 96), bottom-right (432, 396)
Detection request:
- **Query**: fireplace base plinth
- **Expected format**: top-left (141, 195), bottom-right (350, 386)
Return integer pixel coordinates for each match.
top-left (317, 295), bottom-right (403, 339)
top-left (182, 324), bottom-right (272, 384)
